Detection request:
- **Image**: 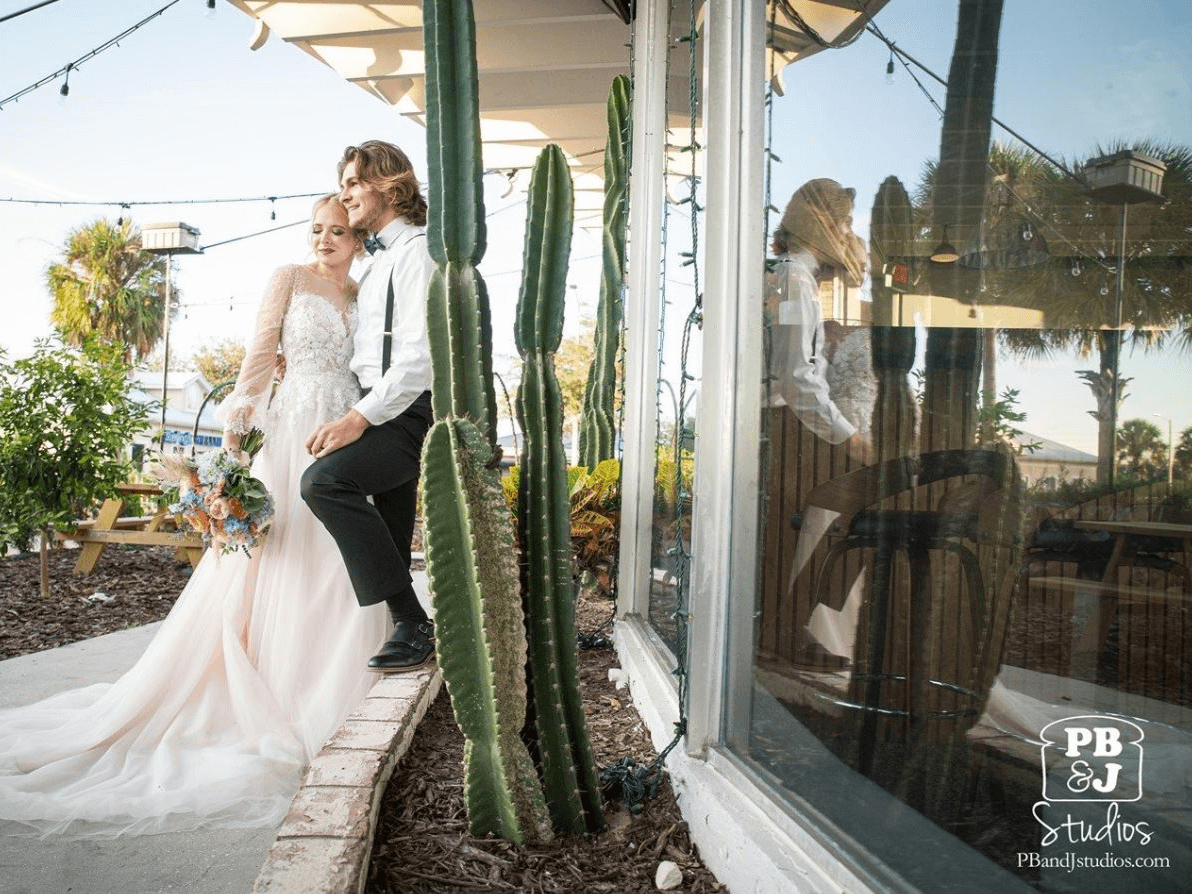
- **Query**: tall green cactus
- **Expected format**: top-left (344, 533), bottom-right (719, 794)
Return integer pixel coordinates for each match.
top-left (578, 75), bottom-right (631, 470)
top-left (424, 0), bottom-right (497, 447)
top-left (421, 0), bottom-right (550, 843)
top-left (516, 143), bottom-right (605, 834)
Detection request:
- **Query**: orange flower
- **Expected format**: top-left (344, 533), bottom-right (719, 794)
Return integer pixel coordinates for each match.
top-left (184, 512), bottom-right (209, 534)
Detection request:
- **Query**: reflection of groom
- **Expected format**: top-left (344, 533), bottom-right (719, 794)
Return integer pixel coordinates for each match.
top-left (302, 140), bottom-right (435, 673)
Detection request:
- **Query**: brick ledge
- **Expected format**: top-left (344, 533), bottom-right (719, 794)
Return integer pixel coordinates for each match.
top-left (251, 666), bottom-right (442, 894)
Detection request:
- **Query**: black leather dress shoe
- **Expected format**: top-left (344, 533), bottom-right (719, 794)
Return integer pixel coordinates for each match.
top-left (367, 619), bottom-right (435, 673)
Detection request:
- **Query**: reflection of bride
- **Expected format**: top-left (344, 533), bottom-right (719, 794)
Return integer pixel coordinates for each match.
top-left (0, 196), bottom-right (387, 837)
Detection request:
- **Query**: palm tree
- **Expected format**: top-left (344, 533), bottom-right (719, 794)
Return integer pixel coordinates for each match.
top-left (46, 218), bottom-right (172, 361)
top-left (998, 140), bottom-right (1192, 483)
top-left (919, 0), bottom-right (1005, 452)
top-left (1173, 426), bottom-right (1192, 481)
top-left (1116, 418), bottom-right (1168, 482)
top-left (913, 138), bottom-right (1192, 483)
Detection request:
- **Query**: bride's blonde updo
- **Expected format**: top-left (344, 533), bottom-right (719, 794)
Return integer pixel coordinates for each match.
top-left (337, 141), bottom-right (428, 227)
top-left (312, 193), bottom-right (368, 258)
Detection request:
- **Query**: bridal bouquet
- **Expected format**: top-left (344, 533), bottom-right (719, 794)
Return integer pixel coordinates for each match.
top-left (154, 437), bottom-right (274, 557)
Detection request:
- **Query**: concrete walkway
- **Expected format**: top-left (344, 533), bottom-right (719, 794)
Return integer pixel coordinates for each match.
top-left (0, 571), bottom-right (435, 894)
top-left (0, 622), bottom-right (280, 894)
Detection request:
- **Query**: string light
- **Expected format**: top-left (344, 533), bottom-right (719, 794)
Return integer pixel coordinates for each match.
top-left (269, 197), bottom-right (276, 221)
top-left (2, 191), bottom-right (325, 209)
top-left (885, 50), bottom-right (895, 85)
top-left (865, 21), bottom-right (1081, 185)
top-left (0, 1), bottom-right (183, 111)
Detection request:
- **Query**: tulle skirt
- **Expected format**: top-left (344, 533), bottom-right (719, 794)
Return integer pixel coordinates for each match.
top-left (0, 401), bottom-right (388, 838)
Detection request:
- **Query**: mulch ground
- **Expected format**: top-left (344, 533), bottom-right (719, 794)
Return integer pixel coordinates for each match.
top-left (366, 595), bottom-right (722, 894)
top-left (0, 545), bottom-right (193, 660)
top-left (1, 544), bottom-right (722, 893)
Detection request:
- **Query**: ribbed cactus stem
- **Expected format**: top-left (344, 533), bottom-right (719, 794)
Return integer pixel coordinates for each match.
top-left (516, 144), bottom-right (605, 834)
top-left (421, 0), bottom-right (548, 843)
top-left (422, 419), bottom-right (551, 843)
top-left (427, 262), bottom-right (497, 439)
top-left (578, 75), bottom-right (631, 470)
top-left (423, 0), bottom-right (497, 446)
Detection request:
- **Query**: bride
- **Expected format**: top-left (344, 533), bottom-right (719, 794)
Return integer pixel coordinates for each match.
top-left (0, 195), bottom-right (389, 837)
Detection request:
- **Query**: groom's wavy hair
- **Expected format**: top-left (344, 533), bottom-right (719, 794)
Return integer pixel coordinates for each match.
top-left (338, 141), bottom-right (428, 227)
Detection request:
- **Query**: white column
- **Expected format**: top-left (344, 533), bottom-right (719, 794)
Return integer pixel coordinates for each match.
top-left (685, 0), bottom-right (766, 754)
top-left (616, 0), bottom-right (671, 619)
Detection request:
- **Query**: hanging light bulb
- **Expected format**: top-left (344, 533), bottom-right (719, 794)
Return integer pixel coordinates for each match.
top-left (269, 197), bottom-right (277, 221)
top-left (206, 0), bottom-right (216, 17)
top-left (885, 51), bottom-right (895, 85)
top-left (59, 63), bottom-right (72, 100)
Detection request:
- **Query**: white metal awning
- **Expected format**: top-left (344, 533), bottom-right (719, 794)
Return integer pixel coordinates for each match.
top-left (226, 1), bottom-right (886, 213)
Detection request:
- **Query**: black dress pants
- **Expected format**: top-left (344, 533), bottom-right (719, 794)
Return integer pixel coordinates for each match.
top-left (300, 391), bottom-right (433, 607)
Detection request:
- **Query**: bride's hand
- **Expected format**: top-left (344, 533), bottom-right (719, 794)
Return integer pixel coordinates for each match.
top-left (223, 446), bottom-right (250, 466)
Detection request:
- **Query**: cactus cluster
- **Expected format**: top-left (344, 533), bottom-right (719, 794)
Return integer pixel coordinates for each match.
top-left (516, 144), bottom-right (605, 834)
top-left (420, 0), bottom-right (549, 843)
top-left (578, 75), bottom-right (631, 470)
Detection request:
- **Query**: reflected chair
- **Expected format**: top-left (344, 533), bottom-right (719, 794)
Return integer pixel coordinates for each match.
top-left (790, 448), bottom-right (1024, 780)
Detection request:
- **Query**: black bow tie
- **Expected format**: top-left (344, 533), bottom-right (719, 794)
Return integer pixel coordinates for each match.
top-left (364, 235), bottom-right (384, 255)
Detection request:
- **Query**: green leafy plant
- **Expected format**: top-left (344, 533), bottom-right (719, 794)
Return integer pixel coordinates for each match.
top-left (0, 339), bottom-right (151, 596)
top-left (502, 459), bottom-right (621, 585)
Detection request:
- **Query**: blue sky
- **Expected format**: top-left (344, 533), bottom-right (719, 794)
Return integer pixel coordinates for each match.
top-left (0, 0), bottom-right (580, 377)
top-left (3, 0), bottom-right (1190, 454)
top-left (759, 0), bottom-right (1192, 454)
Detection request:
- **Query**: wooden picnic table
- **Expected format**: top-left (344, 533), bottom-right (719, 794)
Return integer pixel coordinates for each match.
top-left (60, 482), bottom-right (206, 574)
top-left (1066, 518), bottom-right (1191, 684)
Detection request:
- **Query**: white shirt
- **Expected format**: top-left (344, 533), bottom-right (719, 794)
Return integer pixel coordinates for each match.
top-left (351, 217), bottom-right (435, 425)
top-left (765, 248), bottom-right (856, 444)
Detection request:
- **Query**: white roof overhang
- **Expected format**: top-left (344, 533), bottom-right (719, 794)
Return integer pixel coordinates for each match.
top-left (226, 1), bottom-right (887, 212)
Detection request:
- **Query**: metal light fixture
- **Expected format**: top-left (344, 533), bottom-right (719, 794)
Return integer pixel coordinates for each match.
top-left (1085, 149), bottom-right (1166, 486)
top-left (930, 225), bottom-right (959, 263)
top-left (141, 223), bottom-right (202, 445)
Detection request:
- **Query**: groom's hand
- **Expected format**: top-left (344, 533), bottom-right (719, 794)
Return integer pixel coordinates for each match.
top-left (306, 410), bottom-right (370, 458)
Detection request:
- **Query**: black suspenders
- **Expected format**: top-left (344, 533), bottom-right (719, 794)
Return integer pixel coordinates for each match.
top-left (382, 276), bottom-right (395, 375)
top-left (379, 230), bottom-right (425, 376)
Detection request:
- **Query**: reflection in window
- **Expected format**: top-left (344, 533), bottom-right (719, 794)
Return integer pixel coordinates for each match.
top-left (740, 3), bottom-right (1192, 891)
top-left (647, 3), bottom-right (703, 661)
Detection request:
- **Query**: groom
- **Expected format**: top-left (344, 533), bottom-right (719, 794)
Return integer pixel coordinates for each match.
top-left (302, 140), bottom-right (436, 673)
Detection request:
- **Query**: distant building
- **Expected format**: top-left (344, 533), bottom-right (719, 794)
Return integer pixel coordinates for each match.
top-left (1012, 430), bottom-right (1098, 489)
top-left (128, 370), bottom-right (224, 459)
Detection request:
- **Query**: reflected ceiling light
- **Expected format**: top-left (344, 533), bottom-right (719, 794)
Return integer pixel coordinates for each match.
top-left (930, 226), bottom-right (959, 264)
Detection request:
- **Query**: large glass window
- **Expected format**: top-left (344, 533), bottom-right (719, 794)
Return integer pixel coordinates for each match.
top-left (738, 2), bottom-right (1192, 890)
top-left (647, 5), bottom-right (704, 660)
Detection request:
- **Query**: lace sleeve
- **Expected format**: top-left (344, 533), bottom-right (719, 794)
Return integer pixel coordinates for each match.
top-left (218, 265), bottom-right (296, 441)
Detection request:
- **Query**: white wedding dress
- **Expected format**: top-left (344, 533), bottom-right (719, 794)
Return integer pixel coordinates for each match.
top-left (0, 264), bottom-right (388, 837)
